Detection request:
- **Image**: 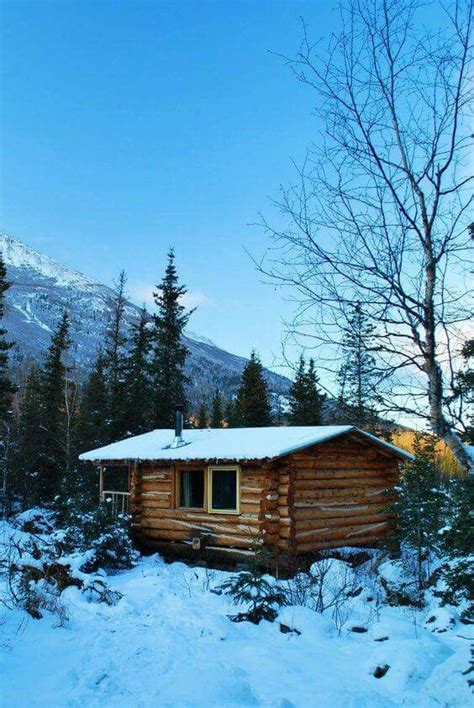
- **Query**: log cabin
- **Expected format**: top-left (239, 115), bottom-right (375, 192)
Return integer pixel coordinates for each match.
top-left (80, 408), bottom-right (412, 560)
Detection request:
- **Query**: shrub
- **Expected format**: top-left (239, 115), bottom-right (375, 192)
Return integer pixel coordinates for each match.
top-left (220, 571), bottom-right (286, 624)
top-left (59, 505), bottom-right (138, 572)
top-left (433, 558), bottom-right (474, 624)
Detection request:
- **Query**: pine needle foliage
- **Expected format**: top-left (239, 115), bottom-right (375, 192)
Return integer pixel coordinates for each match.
top-left (150, 249), bottom-right (193, 428)
top-left (220, 571), bottom-right (286, 624)
top-left (389, 433), bottom-right (445, 591)
top-left (336, 303), bottom-right (381, 432)
top-left (0, 254), bottom-right (15, 422)
top-left (210, 388), bottom-right (224, 428)
top-left (288, 356), bottom-right (325, 425)
top-left (235, 351), bottom-right (272, 427)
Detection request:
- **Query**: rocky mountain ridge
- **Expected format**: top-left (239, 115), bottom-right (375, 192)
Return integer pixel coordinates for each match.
top-left (0, 233), bottom-right (291, 406)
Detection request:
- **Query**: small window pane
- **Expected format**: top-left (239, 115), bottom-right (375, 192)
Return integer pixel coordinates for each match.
top-left (103, 466), bottom-right (129, 492)
top-left (212, 469), bottom-right (237, 510)
top-left (180, 470), bottom-right (204, 508)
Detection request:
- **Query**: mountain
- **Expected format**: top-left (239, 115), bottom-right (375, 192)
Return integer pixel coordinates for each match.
top-left (0, 233), bottom-right (291, 406)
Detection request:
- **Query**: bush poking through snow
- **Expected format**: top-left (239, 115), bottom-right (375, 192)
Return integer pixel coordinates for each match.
top-left (1, 505), bottom-right (136, 622)
top-left (59, 505), bottom-right (139, 571)
top-left (82, 578), bottom-right (123, 606)
top-left (284, 557), bottom-right (361, 632)
top-left (0, 534), bottom-right (82, 620)
top-left (220, 571), bottom-right (286, 624)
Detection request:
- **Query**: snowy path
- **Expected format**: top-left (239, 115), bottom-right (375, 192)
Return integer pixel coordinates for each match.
top-left (0, 555), bottom-right (471, 707)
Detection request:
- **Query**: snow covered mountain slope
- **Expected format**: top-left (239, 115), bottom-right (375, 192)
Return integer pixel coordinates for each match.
top-left (0, 233), bottom-right (290, 404)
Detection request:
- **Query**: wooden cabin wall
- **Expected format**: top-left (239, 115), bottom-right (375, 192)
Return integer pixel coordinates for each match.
top-left (286, 435), bottom-right (399, 553)
top-left (134, 461), bottom-right (270, 550)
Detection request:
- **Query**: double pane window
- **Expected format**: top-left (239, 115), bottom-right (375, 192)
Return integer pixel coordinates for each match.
top-left (178, 466), bottom-right (239, 513)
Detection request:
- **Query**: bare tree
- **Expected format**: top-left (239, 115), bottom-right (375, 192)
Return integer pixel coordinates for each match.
top-left (258, 0), bottom-right (473, 470)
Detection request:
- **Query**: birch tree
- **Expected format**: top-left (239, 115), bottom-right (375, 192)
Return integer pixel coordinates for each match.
top-left (259, 0), bottom-right (473, 470)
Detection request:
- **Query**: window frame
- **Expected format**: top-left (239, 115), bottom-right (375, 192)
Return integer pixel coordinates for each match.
top-left (207, 465), bottom-right (241, 515)
top-left (176, 468), bottom-right (206, 510)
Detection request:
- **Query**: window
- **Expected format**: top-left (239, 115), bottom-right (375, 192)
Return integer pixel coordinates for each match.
top-left (179, 470), bottom-right (205, 508)
top-left (208, 466), bottom-right (240, 514)
top-left (102, 465), bottom-right (129, 492)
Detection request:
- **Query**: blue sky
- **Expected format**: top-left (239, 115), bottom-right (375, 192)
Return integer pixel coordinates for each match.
top-left (1, 0), bottom-right (340, 377)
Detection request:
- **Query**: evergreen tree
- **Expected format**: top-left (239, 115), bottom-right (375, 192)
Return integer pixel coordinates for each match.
top-left (123, 307), bottom-right (152, 436)
top-left (14, 364), bottom-right (44, 507)
top-left (150, 250), bottom-right (193, 428)
top-left (0, 254), bottom-right (15, 513)
top-left (441, 474), bottom-right (473, 558)
top-left (389, 433), bottom-right (444, 591)
top-left (195, 403), bottom-right (208, 429)
top-left (38, 312), bottom-right (72, 503)
top-left (211, 388), bottom-right (223, 428)
top-left (0, 254), bottom-right (15, 422)
top-left (453, 339), bottom-right (473, 443)
top-left (103, 271), bottom-right (128, 439)
top-left (288, 356), bottom-right (326, 425)
top-left (336, 304), bottom-right (381, 432)
top-left (76, 353), bottom-right (109, 451)
top-left (235, 351), bottom-right (272, 427)
top-left (224, 398), bottom-right (237, 428)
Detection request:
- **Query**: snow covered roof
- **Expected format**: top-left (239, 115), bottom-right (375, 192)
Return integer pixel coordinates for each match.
top-left (79, 425), bottom-right (413, 463)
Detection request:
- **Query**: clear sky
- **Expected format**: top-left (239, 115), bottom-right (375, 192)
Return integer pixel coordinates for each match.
top-left (1, 0), bottom-right (341, 378)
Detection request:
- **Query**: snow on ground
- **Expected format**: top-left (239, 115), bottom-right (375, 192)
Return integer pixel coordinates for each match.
top-left (0, 525), bottom-right (471, 708)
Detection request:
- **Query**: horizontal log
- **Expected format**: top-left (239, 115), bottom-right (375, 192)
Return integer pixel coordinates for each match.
top-left (139, 508), bottom-right (259, 524)
top-left (293, 504), bottom-right (389, 521)
top-left (292, 478), bottom-right (394, 489)
top-left (294, 499), bottom-right (390, 511)
top-left (294, 521), bottom-right (391, 543)
top-left (142, 528), bottom-right (256, 549)
top-left (141, 488), bottom-right (172, 497)
top-left (295, 465), bottom-right (398, 479)
top-left (141, 472), bottom-right (172, 481)
top-left (141, 517), bottom-right (261, 536)
top-left (293, 486), bottom-right (393, 499)
top-left (295, 512), bottom-right (393, 532)
top-left (296, 535), bottom-right (385, 553)
top-left (140, 499), bottom-right (172, 510)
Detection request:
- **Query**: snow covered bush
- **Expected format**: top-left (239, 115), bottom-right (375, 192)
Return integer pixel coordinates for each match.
top-left (220, 571), bottom-right (286, 624)
top-left (0, 529), bottom-right (81, 620)
top-left (284, 557), bottom-right (362, 632)
top-left (59, 505), bottom-right (139, 572)
top-left (432, 557), bottom-right (474, 624)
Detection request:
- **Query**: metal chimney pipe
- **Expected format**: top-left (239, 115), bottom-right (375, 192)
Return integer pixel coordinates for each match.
top-left (175, 404), bottom-right (184, 441)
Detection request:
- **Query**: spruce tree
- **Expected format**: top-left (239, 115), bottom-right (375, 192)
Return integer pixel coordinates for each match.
top-left (235, 351), bottom-right (272, 427)
top-left (211, 388), bottom-right (223, 428)
top-left (123, 307), bottom-right (151, 436)
top-left (195, 403), bottom-right (208, 429)
top-left (453, 339), bottom-right (473, 443)
top-left (104, 271), bottom-right (128, 439)
top-left (76, 353), bottom-right (109, 451)
top-left (38, 311), bottom-right (71, 503)
top-left (0, 254), bottom-right (15, 512)
top-left (0, 254), bottom-right (15, 421)
top-left (336, 303), bottom-right (381, 432)
top-left (288, 356), bottom-right (325, 425)
top-left (14, 364), bottom-right (44, 507)
top-left (389, 433), bottom-right (444, 592)
top-left (150, 249), bottom-right (193, 428)
top-left (225, 398), bottom-right (237, 428)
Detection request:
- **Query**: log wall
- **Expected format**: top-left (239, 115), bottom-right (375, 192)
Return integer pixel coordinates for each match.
top-left (286, 434), bottom-right (399, 553)
top-left (136, 461), bottom-right (267, 550)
